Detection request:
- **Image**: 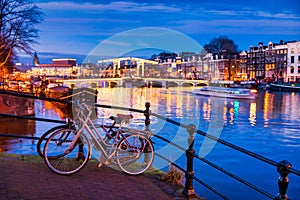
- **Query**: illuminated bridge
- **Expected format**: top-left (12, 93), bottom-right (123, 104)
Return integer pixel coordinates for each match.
top-left (63, 77), bottom-right (208, 88)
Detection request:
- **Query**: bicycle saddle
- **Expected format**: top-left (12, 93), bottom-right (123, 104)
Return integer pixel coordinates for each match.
top-left (116, 114), bottom-right (133, 120)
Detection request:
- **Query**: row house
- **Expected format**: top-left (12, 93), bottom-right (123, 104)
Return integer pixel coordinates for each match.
top-left (287, 41), bottom-right (300, 82)
top-left (155, 52), bottom-right (240, 81)
top-left (246, 41), bottom-right (300, 83)
top-left (263, 42), bottom-right (288, 82)
top-left (155, 40), bottom-right (300, 82)
top-left (247, 43), bottom-right (266, 80)
top-left (239, 51), bottom-right (248, 80)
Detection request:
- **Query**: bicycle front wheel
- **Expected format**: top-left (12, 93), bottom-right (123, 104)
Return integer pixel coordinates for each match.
top-left (116, 134), bottom-right (154, 175)
top-left (43, 128), bottom-right (91, 175)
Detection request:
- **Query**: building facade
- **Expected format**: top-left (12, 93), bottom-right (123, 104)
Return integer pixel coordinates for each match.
top-left (287, 41), bottom-right (300, 82)
top-left (31, 58), bottom-right (78, 78)
top-left (247, 43), bottom-right (266, 80)
top-left (245, 41), bottom-right (290, 82)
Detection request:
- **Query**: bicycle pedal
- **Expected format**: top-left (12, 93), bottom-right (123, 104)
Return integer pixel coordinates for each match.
top-left (97, 162), bottom-right (103, 168)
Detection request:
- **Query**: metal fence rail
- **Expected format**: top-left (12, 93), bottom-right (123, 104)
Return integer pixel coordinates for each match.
top-left (0, 89), bottom-right (299, 199)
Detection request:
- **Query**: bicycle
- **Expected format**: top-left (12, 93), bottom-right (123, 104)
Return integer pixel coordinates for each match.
top-left (36, 116), bottom-right (120, 158)
top-left (43, 101), bottom-right (154, 176)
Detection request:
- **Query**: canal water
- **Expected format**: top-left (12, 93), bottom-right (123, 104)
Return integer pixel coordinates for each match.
top-left (1, 87), bottom-right (300, 199)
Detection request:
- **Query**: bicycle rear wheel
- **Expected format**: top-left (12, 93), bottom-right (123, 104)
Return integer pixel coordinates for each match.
top-left (43, 128), bottom-right (91, 175)
top-left (116, 134), bottom-right (154, 175)
top-left (37, 125), bottom-right (73, 158)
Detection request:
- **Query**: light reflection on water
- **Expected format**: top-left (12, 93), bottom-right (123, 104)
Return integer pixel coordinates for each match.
top-left (1, 87), bottom-right (300, 199)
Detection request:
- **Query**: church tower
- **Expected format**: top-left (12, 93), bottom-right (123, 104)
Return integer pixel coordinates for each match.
top-left (33, 52), bottom-right (39, 66)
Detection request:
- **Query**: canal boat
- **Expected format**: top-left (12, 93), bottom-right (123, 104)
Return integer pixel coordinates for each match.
top-left (210, 80), bottom-right (259, 91)
top-left (269, 83), bottom-right (300, 92)
top-left (193, 86), bottom-right (256, 100)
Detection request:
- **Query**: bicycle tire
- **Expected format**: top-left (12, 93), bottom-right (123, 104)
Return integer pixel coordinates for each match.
top-left (36, 125), bottom-right (73, 158)
top-left (43, 128), bottom-right (91, 175)
top-left (116, 134), bottom-right (154, 175)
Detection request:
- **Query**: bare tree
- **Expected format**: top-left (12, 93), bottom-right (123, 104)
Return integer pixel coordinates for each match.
top-left (0, 0), bottom-right (43, 75)
top-left (204, 35), bottom-right (239, 80)
top-left (203, 35), bottom-right (239, 54)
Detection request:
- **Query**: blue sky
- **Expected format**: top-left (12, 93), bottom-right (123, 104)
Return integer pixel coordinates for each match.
top-left (31, 0), bottom-right (300, 61)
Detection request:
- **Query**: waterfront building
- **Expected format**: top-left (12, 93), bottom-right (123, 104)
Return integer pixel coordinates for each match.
top-left (209, 54), bottom-right (227, 80)
top-left (179, 52), bottom-right (199, 79)
top-left (274, 43), bottom-right (288, 82)
top-left (238, 51), bottom-right (248, 80)
top-left (31, 58), bottom-right (79, 78)
top-left (246, 41), bottom-right (289, 82)
top-left (155, 52), bottom-right (240, 81)
top-left (155, 53), bottom-right (178, 78)
top-left (264, 42), bottom-right (276, 81)
top-left (247, 43), bottom-right (266, 80)
top-left (286, 41), bottom-right (300, 83)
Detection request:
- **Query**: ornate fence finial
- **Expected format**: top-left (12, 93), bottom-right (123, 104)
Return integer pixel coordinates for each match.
top-left (144, 102), bottom-right (151, 130)
top-left (276, 160), bottom-right (292, 200)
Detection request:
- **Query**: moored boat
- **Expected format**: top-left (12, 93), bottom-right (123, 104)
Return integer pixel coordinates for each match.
top-left (193, 86), bottom-right (256, 100)
top-left (269, 83), bottom-right (300, 92)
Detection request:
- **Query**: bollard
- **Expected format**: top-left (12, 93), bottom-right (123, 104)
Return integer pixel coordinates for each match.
top-left (144, 102), bottom-right (151, 131)
top-left (276, 160), bottom-right (292, 200)
top-left (182, 124), bottom-right (197, 198)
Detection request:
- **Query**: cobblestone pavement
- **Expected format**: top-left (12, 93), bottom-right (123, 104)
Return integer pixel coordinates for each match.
top-left (0, 154), bottom-right (189, 200)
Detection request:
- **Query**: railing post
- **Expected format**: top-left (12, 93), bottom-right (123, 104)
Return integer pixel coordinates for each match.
top-left (143, 102), bottom-right (151, 164)
top-left (183, 124), bottom-right (196, 198)
top-left (144, 102), bottom-right (151, 131)
top-left (276, 160), bottom-right (292, 200)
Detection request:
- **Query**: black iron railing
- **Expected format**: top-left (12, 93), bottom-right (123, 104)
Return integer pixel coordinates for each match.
top-left (0, 89), bottom-right (300, 199)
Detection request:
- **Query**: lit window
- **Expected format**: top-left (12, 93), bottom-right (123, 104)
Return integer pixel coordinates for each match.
top-left (266, 64), bottom-right (269, 70)
top-left (298, 48), bottom-right (300, 53)
top-left (291, 48), bottom-right (295, 54)
top-left (291, 66), bottom-right (294, 73)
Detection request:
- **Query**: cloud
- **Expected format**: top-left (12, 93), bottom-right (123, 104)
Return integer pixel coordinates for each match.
top-left (46, 17), bottom-right (138, 23)
top-left (256, 11), bottom-right (299, 19)
top-left (37, 1), bottom-right (181, 13)
top-left (192, 8), bottom-right (299, 20)
top-left (173, 19), bottom-right (300, 35)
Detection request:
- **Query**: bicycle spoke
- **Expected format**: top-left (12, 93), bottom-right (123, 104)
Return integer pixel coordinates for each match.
top-left (116, 134), bottom-right (154, 175)
top-left (44, 129), bottom-right (91, 175)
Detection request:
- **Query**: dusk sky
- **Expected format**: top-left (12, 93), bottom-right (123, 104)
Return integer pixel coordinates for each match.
top-left (31, 0), bottom-right (300, 62)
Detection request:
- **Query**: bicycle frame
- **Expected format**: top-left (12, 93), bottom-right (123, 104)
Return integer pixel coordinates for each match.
top-left (71, 103), bottom-right (129, 162)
